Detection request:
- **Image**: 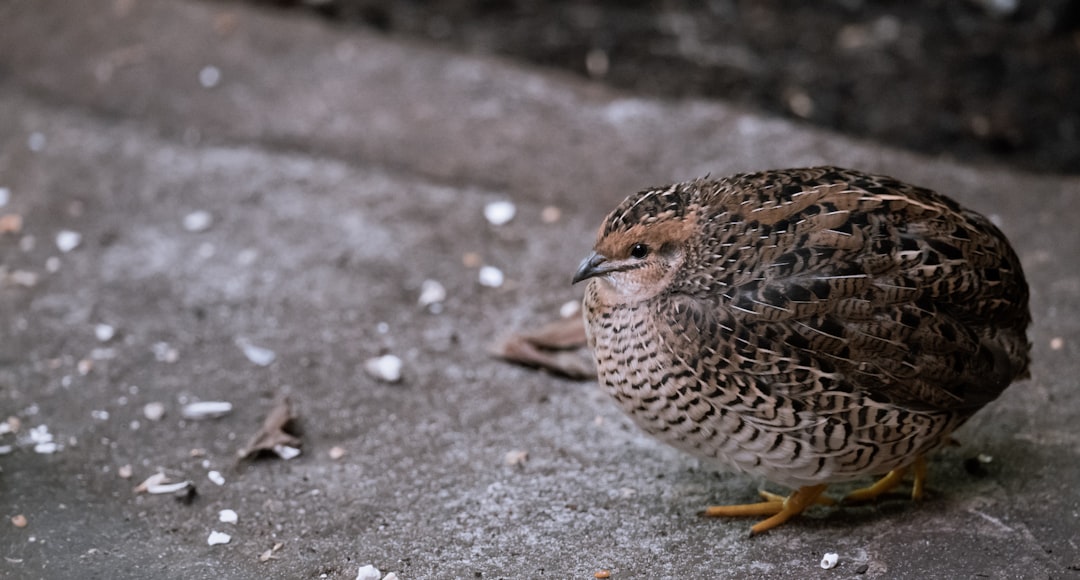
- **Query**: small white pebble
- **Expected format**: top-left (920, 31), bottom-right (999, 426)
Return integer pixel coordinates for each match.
top-left (8, 270), bottom-right (38, 287)
top-left (272, 445), bottom-right (301, 460)
top-left (382, 573), bottom-right (400, 580)
top-left (45, 257), bottom-right (61, 273)
top-left (146, 480), bottom-right (190, 495)
top-left (0, 187), bottom-right (9, 207)
top-left (328, 446), bottom-right (346, 460)
top-left (207, 531), bottom-right (231, 546)
top-left (237, 340), bottom-right (276, 367)
top-left (117, 464), bottom-right (133, 479)
top-left (91, 410), bottom-right (109, 421)
top-left (55, 230), bottom-right (81, 253)
top-left (182, 210), bottom-right (213, 232)
top-left (1050, 337), bottom-right (1064, 350)
top-left (33, 442), bottom-right (58, 454)
top-left (28, 132), bottom-right (46, 152)
top-left (478, 265), bottom-right (504, 288)
top-left (821, 552), bottom-right (839, 569)
top-left (28, 425), bottom-right (53, 444)
top-left (355, 565), bottom-right (381, 580)
top-left (143, 402), bottom-right (165, 421)
top-left (208, 470), bottom-right (225, 486)
top-left (483, 200), bottom-right (516, 226)
top-left (94, 324), bottom-right (116, 342)
top-left (152, 342), bottom-right (179, 363)
top-left (199, 66), bottom-right (221, 88)
top-left (218, 509), bottom-right (238, 524)
top-left (559, 300), bottom-right (581, 318)
top-left (365, 354), bottom-right (403, 383)
top-left (418, 279), bottom-right (447, 308)
top-left (504, 450), bottom-right (528, 466)
top-left (0, 445), bottom-right (12, 455)
top-left (181, 401), bottom-right (233, 420)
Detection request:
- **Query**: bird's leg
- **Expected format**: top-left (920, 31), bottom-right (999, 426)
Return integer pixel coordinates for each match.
top-left (702, 484), bottom-right (831, 535)
top-left (842, 455), bottom-right (927, 503)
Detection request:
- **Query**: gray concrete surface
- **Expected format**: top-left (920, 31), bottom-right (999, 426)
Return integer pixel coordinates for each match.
top-left (1, 0), bottom-right (1078, 578)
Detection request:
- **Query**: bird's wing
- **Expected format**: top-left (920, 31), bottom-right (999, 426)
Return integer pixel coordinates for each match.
top-left (679, 168), bottom-right (1029, 412)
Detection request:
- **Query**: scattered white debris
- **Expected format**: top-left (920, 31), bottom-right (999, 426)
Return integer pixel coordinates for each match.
top-left (977, 453), bottom-right (994, 464)
top-left (152, 342), bottom-right (179, 363)
top-left (1050, 337), bottom-right (1064, 351)
top-left (0, 445), bottom-right (13, 455)
top-left (418, 279), bottom-right (446, 308)
top-left (355, 565), bottom-right (382, 580)
top-left (383, 573), bottom-right (400, 580)
top-left (77, 358), bottom-right (94, 375)
top-left (504, 450), bottom-right (528, 466)
top-left (199, 66), bottom-right (222, 88)
top-left (143, 402), bottom-right (166, 421)
top-left (27, 132), bottom-right (46, 152)
top-left (483, 200), bottom-right (517, 225)
top-left (364, 354), bottom-right (402, 383)
top-left (237, 340), bottom-right (276, 366)
top-left (94, 324), bottom-right (116, 342)
top-left (44, 256), bottom-right (61, 273)
top-left (6, 270), bottom-right (38, 287)
top-left (207, 530), bottom-right (231, 546)
top-left (90, 410), bottom-right (109, 421)
top-left (55, 230), bottom-right (81, 253)
top-left (559, 300), bottom-right (581, 318)
top-left (328, 446), bottom-right (346, 460)
top-left (28, 425), bottom-right (57, 454)
top-left (259, 542), bottom-right (285, 562)
top-left (134, 472), bottom-right (192, 495)
top-left (478, 265), bottom-right (504, 288)
top-left (272, 445), bottom-right (301, 460)
top-left (118, 464), bottom-right (133, 479)
top-left (0, 187), bottom-right (9, 207)
top-left (182, 210), bottom-right (213, 232)
top-left (821, 552), bottom-right (839, 569)
top-left (540, 205), bottom-right (561, 223)
top-left (218, 509), bottom-right (238, 524)
top-left (208, 470), bottom-right (226, 486)
top-left (182, 401), bottom-right (233, 420)
top-left (11, 515), bottom-right (27, 528)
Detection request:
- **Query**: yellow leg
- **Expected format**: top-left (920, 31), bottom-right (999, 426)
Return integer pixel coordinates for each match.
top-left (842, 455), bottom-right (927, 504)
top-left (702, 484), bottom-right (830, 535)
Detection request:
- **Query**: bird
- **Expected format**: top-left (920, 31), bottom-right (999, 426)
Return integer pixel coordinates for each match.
top-left (572, 166), bottom-right (1031, 535)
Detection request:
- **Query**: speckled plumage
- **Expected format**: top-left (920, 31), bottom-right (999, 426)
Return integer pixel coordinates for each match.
top-left (575, 166), bottom-right (1030, 500)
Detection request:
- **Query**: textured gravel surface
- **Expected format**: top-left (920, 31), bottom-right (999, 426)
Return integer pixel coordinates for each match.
top-left (1, 0), bottom-right (1078, 578)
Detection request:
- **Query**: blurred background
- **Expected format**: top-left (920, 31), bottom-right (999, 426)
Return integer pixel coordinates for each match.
top-left (240, 0), bottom-right (1080, 174)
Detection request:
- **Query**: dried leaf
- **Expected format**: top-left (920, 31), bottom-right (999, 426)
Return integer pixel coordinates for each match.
top-left (237, 396), bottom-right (301, 461)
top-left (492, 316), bottom-right (594, 379)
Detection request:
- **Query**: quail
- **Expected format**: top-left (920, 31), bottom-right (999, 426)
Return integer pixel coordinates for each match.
top-left (572, 166), bottom-right (1031, 534)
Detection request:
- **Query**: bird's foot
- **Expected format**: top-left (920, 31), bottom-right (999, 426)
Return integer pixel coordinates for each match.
top-left (702, 484), bottom-right (830, 535)
top-left (842, 455), bottom-right (927, 504)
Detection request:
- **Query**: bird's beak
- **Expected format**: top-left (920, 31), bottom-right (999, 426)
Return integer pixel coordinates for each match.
top-left (572, 251), bottom-right (610, 285)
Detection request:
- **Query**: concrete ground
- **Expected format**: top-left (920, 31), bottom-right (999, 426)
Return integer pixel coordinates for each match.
top-left (1, 0), bottom-right (1078, 578)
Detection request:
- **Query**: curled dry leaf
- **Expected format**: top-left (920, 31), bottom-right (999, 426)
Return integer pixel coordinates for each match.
top-left (491, 315), bottom-right (595, 380)
top-left (237, 396), bottom-right (301, 461)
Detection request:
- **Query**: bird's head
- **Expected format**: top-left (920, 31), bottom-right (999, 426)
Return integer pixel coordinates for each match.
top-left (573, 183), bottom-right (699, 303)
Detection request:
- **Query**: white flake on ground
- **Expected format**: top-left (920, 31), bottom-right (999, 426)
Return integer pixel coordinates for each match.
top-left (152, 342), bottom-right (179, 363)
top-left (55, 230), bottom-right (81, 253)
top-left (208, 470), bottom-right (225, 486)
top-left (28, 425), bottom-right (58, 454)
top-left (483, 200), bottom-right (516, 225)
top-left (478, 265), bottom-right (504, 288)
top-left (182, 210), bottom-right (213, 232)
top-left (94, 324), bottom-right (116, 342)
top-left (365, 354), bottom-right (402, 383)
top-left (820, 552), bottom-right (839, 569)
top-left (143, 402), bottom-right (165, 421)
top-left (355, 565), bottom-right (381, 580)
top-left (181, 401), bottom-right (233, 420)
top-left (207, 531), bottom-right (231, 546)
top-left (218, 509), bottom-right (238, 524)
top-left (0, 187), bottom-right (9, 207)
top-left (199, 66), bottom-right (221, 88)
top-left (237, 339), bottom-right (276, 366)
top-left (417, 279), bottom-right (446, 308)
top-left (272, 445), bottom-right (301, 460)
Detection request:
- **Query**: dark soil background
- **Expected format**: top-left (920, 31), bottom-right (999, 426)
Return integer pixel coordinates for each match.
top-left (243, 0), bottom-right (1080, 175)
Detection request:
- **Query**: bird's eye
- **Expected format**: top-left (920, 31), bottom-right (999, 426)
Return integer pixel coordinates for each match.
top-left (629, 243), bottom-right (649, 259)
